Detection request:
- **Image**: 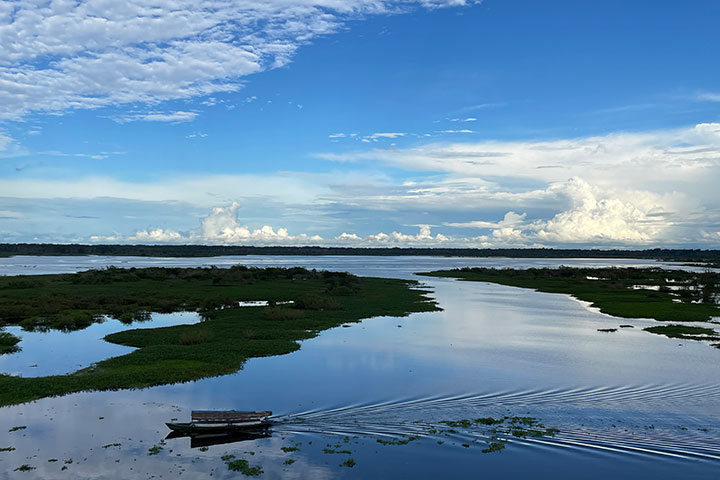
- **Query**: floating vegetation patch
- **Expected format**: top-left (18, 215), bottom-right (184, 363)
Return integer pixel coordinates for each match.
top-left (376, 435), bottom-right (420, 446)
top-left (14, 464), bottom-right (35, 472)
top-left (281, 446), bottom-right (299, 453)
top-left (283, 459), bottom-right (295, 465)
top-left (597, 328), bottom-right (617, 333)
top-left (221, 455), bottom-right (263, 476)
top-left (0, 446), bottom-right (16, 452)
top-left (148, 443), bottom-right (163, 455)
top-left (323, 448), bottom-right (351, 454)
top-left (340, 458), bottom-right (356, 467)
top-left (482, 441), bottom-right (506, 453)
top-left (435, 415), bottom-right (559, 452)
top-left (9, 425), bottom-right (26, 432)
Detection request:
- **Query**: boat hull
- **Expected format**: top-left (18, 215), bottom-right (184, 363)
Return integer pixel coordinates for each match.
top-left (166, 421), bottom-right (272, 433)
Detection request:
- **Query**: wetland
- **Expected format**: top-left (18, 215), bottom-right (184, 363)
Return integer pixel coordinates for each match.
top-left (1, 255), bottom-right (719, 479)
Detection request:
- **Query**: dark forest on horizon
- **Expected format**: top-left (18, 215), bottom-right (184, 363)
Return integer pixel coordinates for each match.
top-left (0, 243), bottom-right (719, 263)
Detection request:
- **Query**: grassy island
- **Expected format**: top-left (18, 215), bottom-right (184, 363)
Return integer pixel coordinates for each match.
top-left (420, 266), bottom-right (720, 347)
top-left (0, 266), bottom-right (438, 406)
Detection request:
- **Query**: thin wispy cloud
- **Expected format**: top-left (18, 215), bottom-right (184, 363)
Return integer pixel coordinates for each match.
top-left (111, 111), bottom-right (199, 124)
top-left (367, 132), bottom-right (406, 139)
top-left (696, 92), bottom-right (720, 102)
top-left (0, 132), bottom-right (12, 151)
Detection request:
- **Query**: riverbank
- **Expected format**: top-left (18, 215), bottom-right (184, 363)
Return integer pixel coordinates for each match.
top-left (420, 266), bottom-right (720, 347)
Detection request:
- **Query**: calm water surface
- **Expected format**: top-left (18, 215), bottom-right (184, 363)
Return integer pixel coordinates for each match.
top-left (0, 256), bottom-right (718, 479)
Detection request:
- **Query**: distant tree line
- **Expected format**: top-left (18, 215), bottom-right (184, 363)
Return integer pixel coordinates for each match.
top-left (0, 243), bottom-right (718, 263)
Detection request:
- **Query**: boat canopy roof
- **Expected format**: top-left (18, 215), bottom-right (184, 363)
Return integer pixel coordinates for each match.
top-left (191, 410), bottom-right (272, 421)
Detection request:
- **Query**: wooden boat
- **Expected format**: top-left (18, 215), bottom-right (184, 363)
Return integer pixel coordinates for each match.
top-left (166, 410), bottom-right (272, 433)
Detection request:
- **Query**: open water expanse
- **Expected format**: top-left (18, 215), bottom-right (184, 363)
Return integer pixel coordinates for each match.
top-left (1, 256), bottom-right (719, 479)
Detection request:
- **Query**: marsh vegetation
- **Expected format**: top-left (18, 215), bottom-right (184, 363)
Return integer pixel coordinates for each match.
top-left (422, 267), bottom-right (720, 348)
top-left (0, 266), bottom-right (438, 406)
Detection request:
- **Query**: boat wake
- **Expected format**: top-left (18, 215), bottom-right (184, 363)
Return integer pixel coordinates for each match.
top-left (268, 384), bottom-right (720, 462)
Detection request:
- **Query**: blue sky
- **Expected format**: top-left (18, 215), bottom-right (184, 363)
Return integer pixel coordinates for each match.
top-left (1, 0), bottom-right (719, 247)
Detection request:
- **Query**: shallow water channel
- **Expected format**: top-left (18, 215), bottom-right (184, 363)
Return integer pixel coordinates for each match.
top-left (1, 256), bottom-right (719, 479)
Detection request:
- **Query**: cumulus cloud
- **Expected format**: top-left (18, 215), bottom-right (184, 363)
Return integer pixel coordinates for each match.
top-left (90, 202), bottom-right (456, 246)
top-left (532, 177), bottom-right (665, 243)
top-left (347, 224), bottom-right (448, 245)
top-left (0, 0), bottom-right (475, 120)
top-left (92, 202), bottom-right (325, 245)
top-left (317, 123), bottom-right (720, 219)
top-left (443, 178), bottom-right (676, 246)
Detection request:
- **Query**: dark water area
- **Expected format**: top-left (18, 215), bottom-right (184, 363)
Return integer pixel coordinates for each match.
top-left (0, 256), bottom-right (718, 478)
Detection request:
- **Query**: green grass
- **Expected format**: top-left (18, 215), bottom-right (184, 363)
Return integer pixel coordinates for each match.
top-left (644, 324), bottom-right (720, 341)
top-left (420, 267), bottom-right (720, 346)
top-left (0, 266), bottom-right (438, 407)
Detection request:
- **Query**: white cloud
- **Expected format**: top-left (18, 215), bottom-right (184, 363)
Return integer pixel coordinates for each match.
top-left (0, 132), bottom-right (12, 151)
top-left (696, 92), bottom-right (720, 102)
top-left (317, 123), bottom-right (720, 197)
top-left (443, 178), bottom-right (677, 246)
top-left (112, 111), bottom-right (199, 124)
top-left (0, 209), bottom-right (22, 218)
top-left (367, 132), bottom-right (406, 139)
top-left (446, 211), bottom-right (526, 229)
top-left (131, 228), bottom-right (185, 243)
top-left (0, 1), bottom-right (474, 120)
top-left (449, 117), bottom-right (476, 122)
top-left (439, 129), bottom-right (474, 134)
top-left (186, 131), bottom-right (208, 139)
top-left (0, 173), bottom-right (326, 207)
top-left (531, 177), bottom-right (667, 244)
top-left (335, 224), bottom-right (448, 245)
top-left (93, 202), bottom-right (325, 245)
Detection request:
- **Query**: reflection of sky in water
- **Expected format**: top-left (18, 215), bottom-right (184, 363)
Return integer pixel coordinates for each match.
top-left (0, 312), bottom-right (201, 377)
top-left (0, 256), bottom-right (719, 478)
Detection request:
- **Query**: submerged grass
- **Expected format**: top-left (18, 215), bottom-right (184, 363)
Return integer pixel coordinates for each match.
top-left (0, 266), bottom-right (438, 407)
top-left (0, 331), bottom-right (21, 354)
